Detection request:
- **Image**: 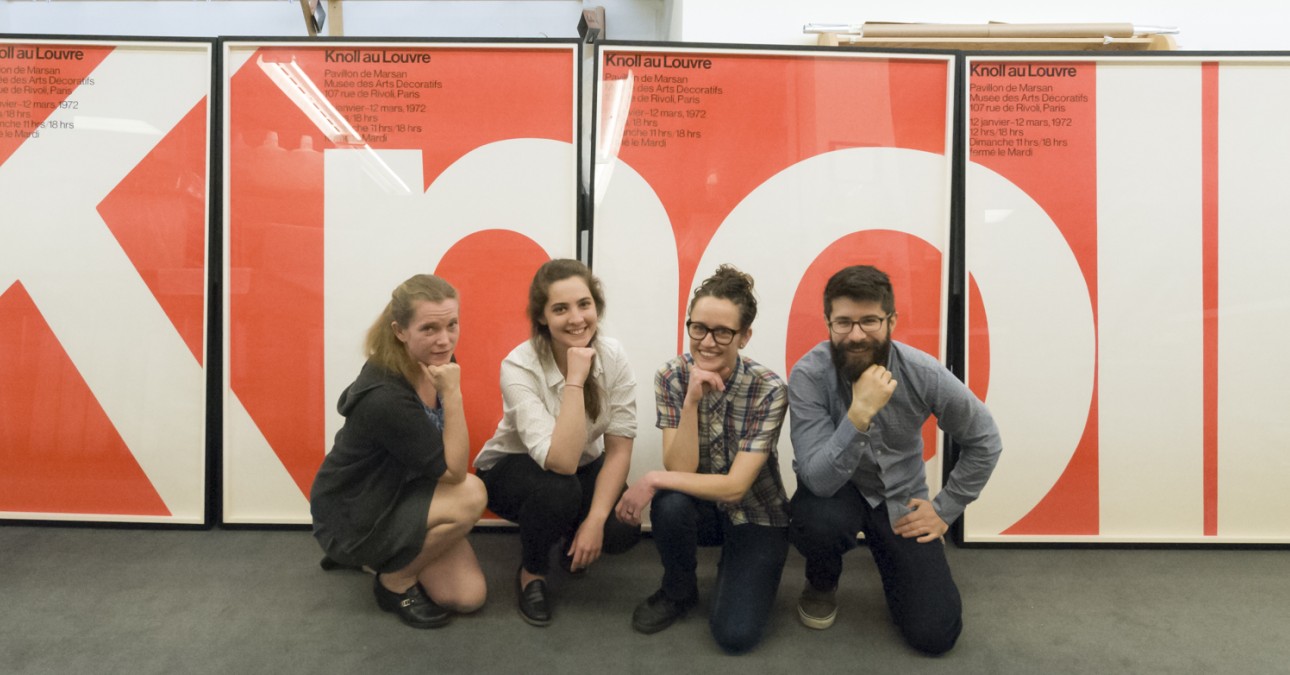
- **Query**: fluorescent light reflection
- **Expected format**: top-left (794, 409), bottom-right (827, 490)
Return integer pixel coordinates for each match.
top-left (257, 55), bottom-right (411, 195)
top-left (594, 70), bottom-right (633, 206)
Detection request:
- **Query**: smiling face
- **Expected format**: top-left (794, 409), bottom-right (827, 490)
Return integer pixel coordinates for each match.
top-left (688, 296), bottom-right (747, 377)
top-left (827, 297), bottom-right (895, 382)
top-left (393, 298), bottom-right (460, 367)
top-left (541, 276), bottom-right (598, 352)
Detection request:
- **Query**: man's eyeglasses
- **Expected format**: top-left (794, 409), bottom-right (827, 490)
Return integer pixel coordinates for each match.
top-left (828, 313), bottom-right (893, 336)
top-left (686, 320), bottom-right (738, 345)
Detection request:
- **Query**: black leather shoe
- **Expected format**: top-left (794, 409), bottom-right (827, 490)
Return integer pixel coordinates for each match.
top-left (320, 556), bottom-right (362, 572)
top-left (631, 589), bottom-right (696, 634)
top-left (516, 567), bottom-right (552, 626)
top-left (373, 576), bottom-right (450, 629)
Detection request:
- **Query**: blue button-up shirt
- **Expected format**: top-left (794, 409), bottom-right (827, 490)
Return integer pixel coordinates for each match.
top-left (788, 340), bottom-right (1002, 527)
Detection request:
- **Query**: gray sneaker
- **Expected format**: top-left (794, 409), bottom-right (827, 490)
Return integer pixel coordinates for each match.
top-left (797, 585), bottom-right (837, 629)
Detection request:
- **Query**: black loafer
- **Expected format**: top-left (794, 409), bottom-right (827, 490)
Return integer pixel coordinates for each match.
top-left (373, 576), bottom-right (450, 629)
top-left (516, 567), bottom-right (552, 626)
top-left (631, 589), bottom-right (696, 634)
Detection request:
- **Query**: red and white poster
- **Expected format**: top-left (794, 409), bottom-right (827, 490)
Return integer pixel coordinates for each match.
top-left (592, 46), bottom-right (956, 498)
top-left (223, 41), bottom-right (579, 524)
top-left (0, 39), bottom-right (212, 523)
top-left (964, 56), bottom-right (1290, 543)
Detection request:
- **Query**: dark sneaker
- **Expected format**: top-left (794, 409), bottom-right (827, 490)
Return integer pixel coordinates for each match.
top-left (372, 576), bottom-right (450, 629)
top-left (797, 584), bottom-right (837, 630)
top-left (631, 589), bottom-right (696, 634)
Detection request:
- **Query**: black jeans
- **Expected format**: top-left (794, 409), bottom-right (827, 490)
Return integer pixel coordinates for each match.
top-left (479, 452), bottom-right (640, 575)
top-left (651, 489), bottom-right (788, 655)
top-left (789, 481), bottom-right (962, 655)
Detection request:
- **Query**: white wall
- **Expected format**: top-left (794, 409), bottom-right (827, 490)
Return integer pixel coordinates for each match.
top-left (1, 0), bottom-right (1283, 49)
top-left (2, 0), bottom-right (308, 37)
top-left (0, 0), bottom-right (666, 40)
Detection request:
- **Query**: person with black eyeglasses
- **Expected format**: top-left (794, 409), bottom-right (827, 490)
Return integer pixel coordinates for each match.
top-left (615, 264), bottom-right (791, 655)
top-left (787, 265), bottom-right (1002, 655)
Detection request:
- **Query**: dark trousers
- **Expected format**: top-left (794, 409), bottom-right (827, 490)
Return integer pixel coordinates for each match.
top-left (479, 452), bottom-right (640, 575)
top-left (651, 490), bottom-right (788, 655)
top-left (789, 481), bottom-right (962, 655)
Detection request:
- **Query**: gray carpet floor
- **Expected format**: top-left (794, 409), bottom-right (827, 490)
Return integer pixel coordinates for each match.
top-left (2, 525), bottom-right (1287, 674)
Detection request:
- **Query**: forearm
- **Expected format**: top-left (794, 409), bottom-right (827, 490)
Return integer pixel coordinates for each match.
top-left (934, 440), bottom-right (1001, 524)
top-left (545, 386), bottom-right (588, 474)
top-left (643, 469), bottom-right (749, 504)
top-left (587, 442), bottom-right (632, 522)
top-left (438, 391), bottom-right (470, 482)
top-left (932, 377), bottom-right (1003, 523)
top-left (793, 419), bottom-right (865, 497)
top-left (662, 400), bottom-right (700, 472)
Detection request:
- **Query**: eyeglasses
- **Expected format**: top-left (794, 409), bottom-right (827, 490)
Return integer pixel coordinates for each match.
top-left (686, 320), bottom-right (738, 345)
top-left (828, 313), bottom-right (893, 336)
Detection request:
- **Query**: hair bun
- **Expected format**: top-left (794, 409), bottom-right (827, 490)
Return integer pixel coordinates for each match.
top-left (692, 264), bottom-right (758, 328)
top-left (711, 263), bottom-right (753, 291)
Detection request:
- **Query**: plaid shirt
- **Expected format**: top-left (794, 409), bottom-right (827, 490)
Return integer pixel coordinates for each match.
top-left (655, 354), bottom-right (789, 527)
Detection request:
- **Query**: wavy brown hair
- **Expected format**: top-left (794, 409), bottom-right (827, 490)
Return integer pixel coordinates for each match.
top-left (527, 259), bottom-right (605, 420)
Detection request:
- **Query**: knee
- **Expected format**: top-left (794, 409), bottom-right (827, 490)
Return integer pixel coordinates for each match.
top-left (522, 473), bottom-right (582, 523)
top-left (650, 490), bottom-right (695, 528)
top-left (900, 613), bottom-right (962, 656)
top-left (444, 474), bottom-right (487, 526)
top-left (460, 474), bottom-right (487, 520)
top-left (789, 498), bottom-right (853, 552)
top-left (442, 575), bottom-right (488, 615)
top-left (710, 617), bottom-right (764, 655)
top-left (789, 513), bottom-right (849, 553)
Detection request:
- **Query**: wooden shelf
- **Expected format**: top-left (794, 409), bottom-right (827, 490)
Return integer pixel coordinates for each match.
top-left (817, 34), bottom-right (1177, 52)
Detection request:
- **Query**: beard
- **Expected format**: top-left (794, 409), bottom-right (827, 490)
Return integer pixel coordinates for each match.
top-left (830, 335), bottom-right (892, 383)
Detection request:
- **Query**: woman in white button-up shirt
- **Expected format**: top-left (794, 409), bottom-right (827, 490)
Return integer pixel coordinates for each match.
top-left (474, 259), bottom-right (640, 626)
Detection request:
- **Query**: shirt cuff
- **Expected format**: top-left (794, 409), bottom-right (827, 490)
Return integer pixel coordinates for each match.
top-left (932, 492), bottom-right (966, 526)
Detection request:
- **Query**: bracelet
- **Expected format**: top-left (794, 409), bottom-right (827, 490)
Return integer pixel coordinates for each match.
top-left (565, 383), bottom-right (584, 389)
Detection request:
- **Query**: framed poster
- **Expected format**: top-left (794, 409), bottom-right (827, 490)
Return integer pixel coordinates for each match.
top-left (963, 54), bottom-right (1290, 544)
top-left (222, 39), bottom-right (580, 524)
top-left (0, 37), bottom-right (213, 524)
top-left (591, 44), bottom-right (957, 504)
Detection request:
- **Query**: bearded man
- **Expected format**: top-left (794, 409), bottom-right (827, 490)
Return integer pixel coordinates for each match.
top-left (787, 265), bottom-right (1002, 655)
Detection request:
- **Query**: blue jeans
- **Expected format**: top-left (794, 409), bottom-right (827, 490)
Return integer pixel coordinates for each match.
top-left (789, 481), bottom-right (962, 655)
top-left (650, 490), bottom-right (788, 654)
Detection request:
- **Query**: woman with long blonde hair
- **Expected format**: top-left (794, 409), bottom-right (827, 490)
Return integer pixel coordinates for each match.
top-left (311, 274), bottom-right (486, 629)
